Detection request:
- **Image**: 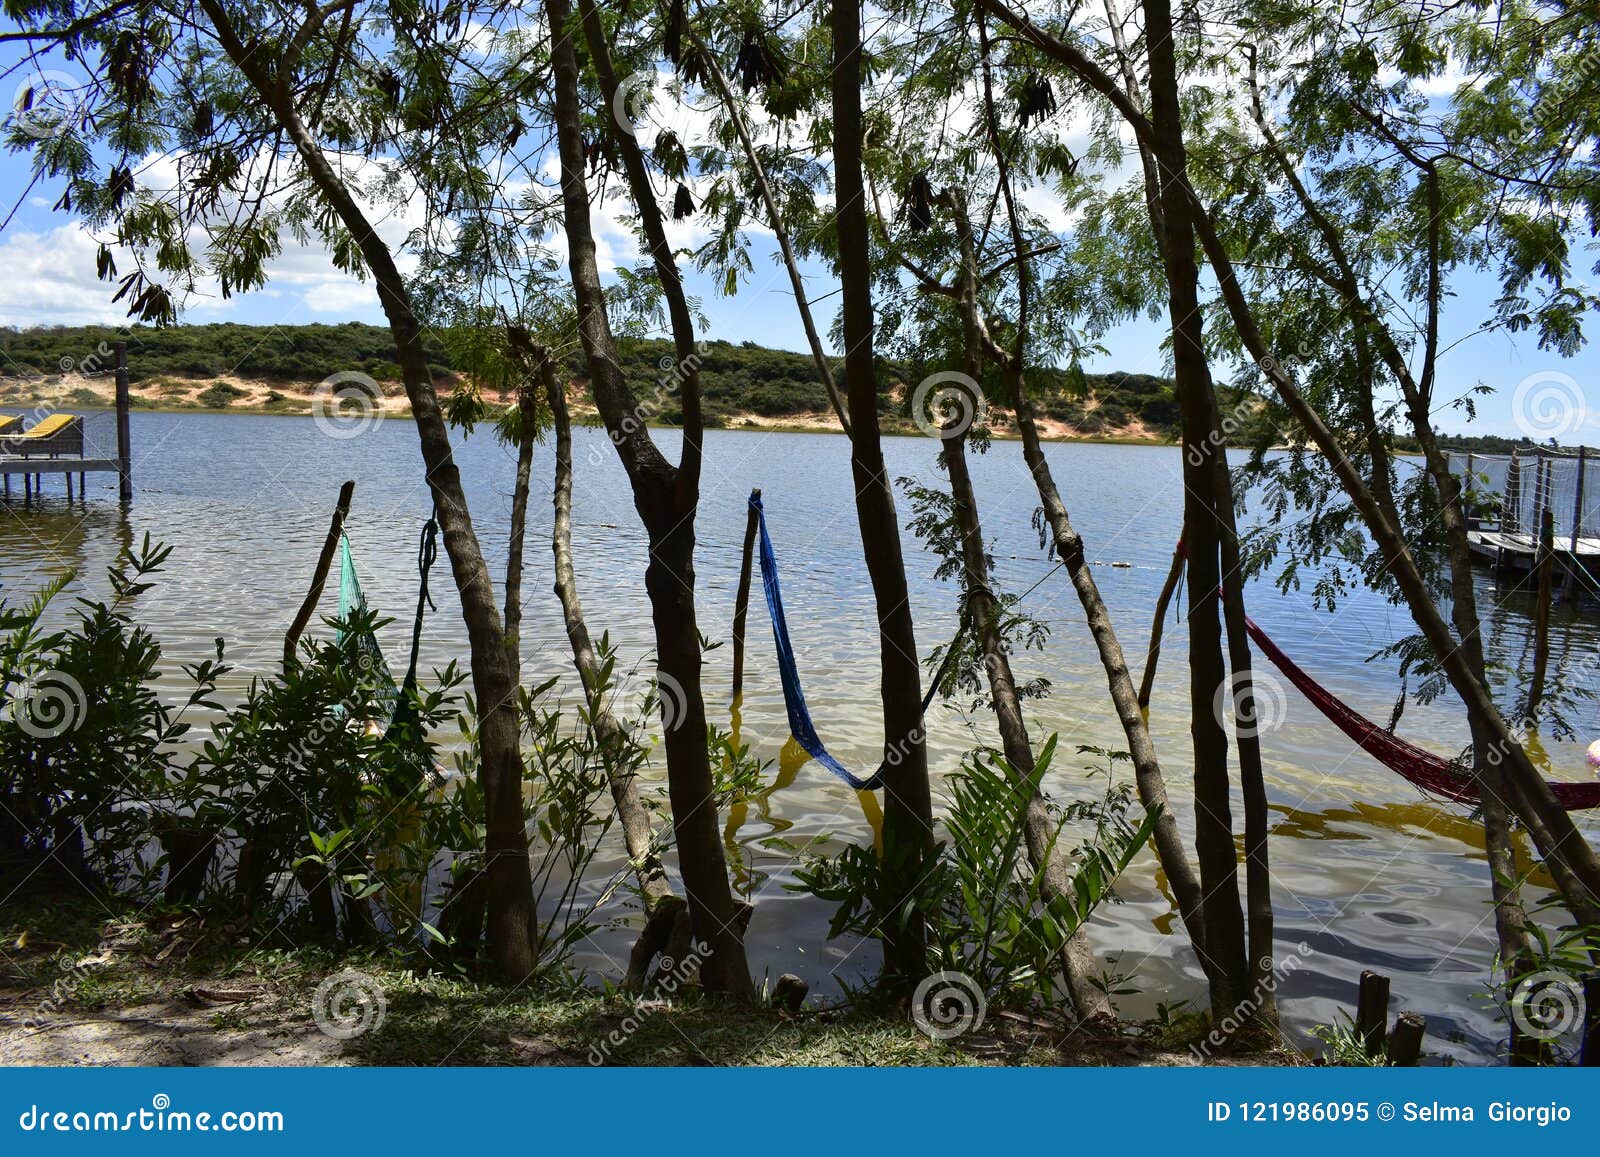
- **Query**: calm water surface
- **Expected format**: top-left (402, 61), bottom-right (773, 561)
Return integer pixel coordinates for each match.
top-left (5, 411), bottom-right (1599, 1063)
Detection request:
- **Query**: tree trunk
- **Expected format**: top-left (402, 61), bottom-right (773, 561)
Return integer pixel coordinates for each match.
top-left (1239, 85), bottom-right (1537, 977)
top-left (545, 0), bottom-right (751, 997)
top-left (831, 0), bottom-right (935, 987)
top-left (201, 4), bottom-right (538, 979)
top-left (1143, 0), bottom-right (1251, 1019)
top-left (967, 19), bottom-right (1212, 977)
top-left (1214, 466), bottom-right (1276, 1024)
top-left (544, 359), bottom-right (673, 914)
top-left (502, 380), bottom-right (536, 670)
top-left (943, 232), bottom-right (1108, 1016)
top-left (1015, 401), bottom-right (1210, 963)
top-left (942, 423), bottom-right (1111, 1018)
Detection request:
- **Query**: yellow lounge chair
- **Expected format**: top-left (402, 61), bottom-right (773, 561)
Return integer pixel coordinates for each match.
top-left (3, 413), bottom-right (83, 457)
top-left (0, 415), bottom-right (21, 438)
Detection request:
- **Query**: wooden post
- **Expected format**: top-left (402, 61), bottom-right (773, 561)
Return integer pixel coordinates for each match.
top-left (1579, 973), bottom-right (1600, 1067)
top-left (1388, 1012), bottom-right (1426, 1067)
top-left (282, 480), bottom-right (356, 667)
top-left (114, 342), bottom-right (132, 503)
top-left (1575, 446), bottom-right (1588, 553)
top-left (1529, 508), bottom-right (1555, 716)
top-left (1536, 453), bottom-right (1549, 542)
top-left (1356, 970), bottom-right (1391, 1057)
top-left (730, 489), bottom-right (762, 703)
top-left (1506, 450), bottom-right (1521, 535)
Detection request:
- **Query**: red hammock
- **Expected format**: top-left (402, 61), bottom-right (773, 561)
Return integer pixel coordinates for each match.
top-left (1243, 617), bottom-right (1600, 811)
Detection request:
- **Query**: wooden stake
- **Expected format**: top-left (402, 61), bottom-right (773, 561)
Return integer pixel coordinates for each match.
top-left (730, 488), bottom-right (761, 703)
top-left (282, 480), bottom-right (356, 667)
top-left (1506, 450), bottom-right (1521, 535)
top-left (1528, 507), bottom-right (1554, 717)
top-left (1356, 970), bottom-right (1391, 1057)
top-left (1573, 446), bottom-right (1587, 553)
top-left (115, 342), bottom-right (132, 503)
top-left (1388, 1011), bottom-right (1426, 1066)
top-left (1138, 534), bottom-right (1186, 711)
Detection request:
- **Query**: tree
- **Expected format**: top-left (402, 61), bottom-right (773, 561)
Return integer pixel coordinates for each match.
top-left (973, 0), bottom-right (1600, 945)
top-left (3, 0), bottom-right (543, 978)
top-left (535, 0), bottom-right (754, 996)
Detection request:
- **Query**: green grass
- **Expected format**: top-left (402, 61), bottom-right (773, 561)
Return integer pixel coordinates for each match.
top-left (0, 892), bottom-right (1295, 1067)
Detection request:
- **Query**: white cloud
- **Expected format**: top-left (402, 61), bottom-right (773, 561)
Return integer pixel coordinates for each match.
top-left (302, 277), bottom-right (379, 314)
top-left (0, 225), bottom-right (133, 327)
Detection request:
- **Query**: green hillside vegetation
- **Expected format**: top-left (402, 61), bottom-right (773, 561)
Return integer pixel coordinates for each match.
top-left (0, 321), bottom-right (1196, 436)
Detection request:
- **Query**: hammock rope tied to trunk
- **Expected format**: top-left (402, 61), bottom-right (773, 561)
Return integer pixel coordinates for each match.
top-left (748, 490), bottom-right (963, 791)
top-left (1243, 615), bottom-right (1600, 811)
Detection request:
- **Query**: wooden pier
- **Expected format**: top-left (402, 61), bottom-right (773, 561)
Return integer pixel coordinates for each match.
top-left (1456, 444), bottom-right (1600, 605)
top-left (0, 340), bottom-right (133, 502)
top-left (1466, 529), bottom-right (1600, 568)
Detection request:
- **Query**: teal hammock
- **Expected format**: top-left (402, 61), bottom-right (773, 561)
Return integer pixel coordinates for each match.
top-left (749, 491), bottom-right (962, 791)
top-left (336, 517), bottom-right (439, 779)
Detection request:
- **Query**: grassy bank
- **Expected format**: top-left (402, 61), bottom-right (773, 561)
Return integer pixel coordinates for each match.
top-left (0, 894), bottom-right (1295, 1067)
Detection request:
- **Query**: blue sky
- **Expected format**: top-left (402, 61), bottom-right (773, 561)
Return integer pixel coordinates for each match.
top-left (2, 45), bottom-right (1596, 440)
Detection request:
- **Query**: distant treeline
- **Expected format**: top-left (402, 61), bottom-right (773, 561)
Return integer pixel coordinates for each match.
top-left (1, 321), bottom-right (1193, 434)
top-left (1427, 433), bottom-right (1565, 455)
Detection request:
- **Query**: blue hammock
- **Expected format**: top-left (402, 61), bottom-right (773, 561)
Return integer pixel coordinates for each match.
top-left (750, 491), bottom-right (958, 791)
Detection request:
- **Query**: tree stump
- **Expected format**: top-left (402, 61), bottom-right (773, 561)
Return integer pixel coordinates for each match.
top-left (772, 973), bottom-right (809, 1013)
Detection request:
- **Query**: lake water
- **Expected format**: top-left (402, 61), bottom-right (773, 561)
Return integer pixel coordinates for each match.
top-left (5, 409), bottom-right (1599, 1063)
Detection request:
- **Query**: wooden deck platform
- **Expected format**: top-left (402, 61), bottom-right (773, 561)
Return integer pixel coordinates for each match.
top-left (1467, 529), bottom-right (1600, 561)
top-left (0, 457), bottom-right (121, 475)
top-left (1, 344), bottom-right (134, 502)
